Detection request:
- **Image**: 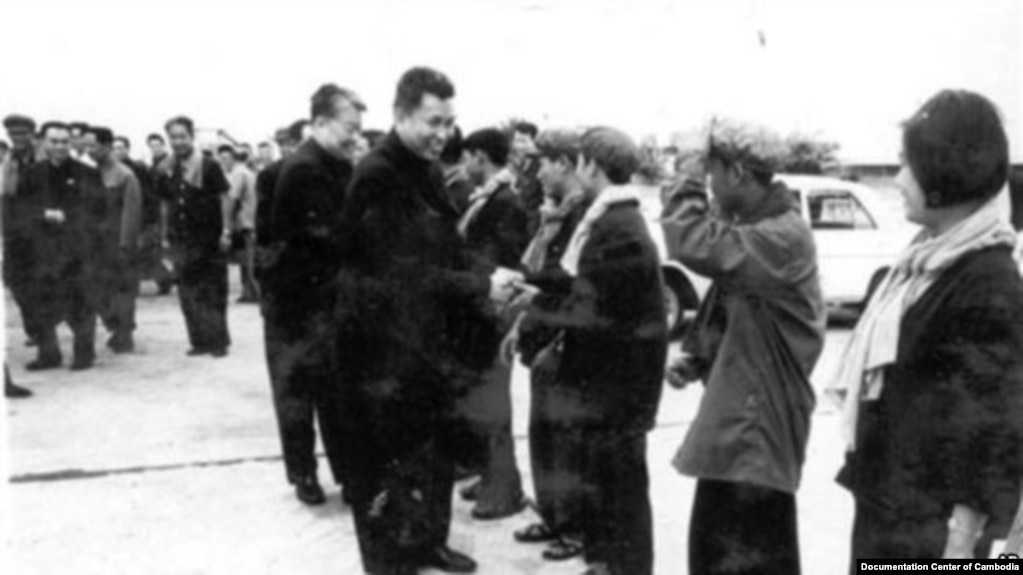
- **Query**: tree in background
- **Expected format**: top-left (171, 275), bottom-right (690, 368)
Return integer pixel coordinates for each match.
top-left (780, 133), bottom-right (841, 175)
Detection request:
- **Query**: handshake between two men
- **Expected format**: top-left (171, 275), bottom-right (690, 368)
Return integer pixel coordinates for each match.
top-left (488, 266), bottom-right (538, 314)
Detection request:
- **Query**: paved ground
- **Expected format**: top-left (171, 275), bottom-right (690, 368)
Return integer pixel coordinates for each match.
top-left (3, 277), bottom-right (859, 574)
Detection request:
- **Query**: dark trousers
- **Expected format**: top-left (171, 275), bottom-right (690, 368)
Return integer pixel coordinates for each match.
top-left (261, 301), bottom-right (347, 485)
top-left (33, 273), bottom-right (97, 364)
top-left (581, 430), bottom-right (654, 575)
top-left (5, 242), bottom-right (43, 342)
top-left (176, 249), bottom-right (230, 351)
top-left (848, 498), bottom-right (992, 572)
top-left (343, 387), bottom-right (457, 574)
top-left (689, 479), bottom-right (801, 575)
top-left (99, 256), bottom-right (139, 344)
top-left (529, 370), bottom-right (587, 537)
top-left (234, 229), bottom-right (258, 300)
top-left (454, 359), bottom-right (522, 508)
top-left (9, 279), bottom-right (43, 343)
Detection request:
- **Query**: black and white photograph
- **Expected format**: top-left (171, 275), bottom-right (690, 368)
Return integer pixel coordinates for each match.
top-left (2, 0), bottom-right (1022, 573)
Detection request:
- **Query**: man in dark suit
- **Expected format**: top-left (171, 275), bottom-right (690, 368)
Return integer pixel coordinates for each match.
top-left (2, 114), bottom-right (43, 347)
top-left (19, 121), bottom-right (108, 371)
top-left (334, 67), bottom-right (521, 575)
top-left (260, 86), bottom-right (363, 506)
top-left (455, 127), bottom-right (530, 520)
top-left (153, 116), bottom-right (232, 357)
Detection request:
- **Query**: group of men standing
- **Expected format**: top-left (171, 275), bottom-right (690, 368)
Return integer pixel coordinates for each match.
top-left (1, 116), bottom-right (142, 373)
top-left (1, 112), bottom-right (269, 388)
top-left (3, 64), bottom-right (833, 574)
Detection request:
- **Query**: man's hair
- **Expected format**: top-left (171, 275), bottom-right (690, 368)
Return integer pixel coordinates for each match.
top-left (114, 135), bottom-right (131, 149)
top-left (310, 84), bottom-right (366, 120)
top-left (68, 121), bottom-right (90, 135)
top-left (164, 116), bottom-right (195, 137)
top-left (287, 119), bottom-right (310, 143)
top-left (512, 121), bottom-right (539, 139)
top-left (579, 126), bottom-right (641, 185)
top-left (463, 128), bottom-right (510, 167)
top-left (40, 121), bottom-right (71, 138)
top-left (147, 133), bottom-right (165, 145)
top-left (903, 89), bottom-right (1008, 208)
top-left (439, 126), bottom-right (464, 165)
top-left (394, 67), bottom-right (455, 114)
top-left (3, 114), bottom-right (36, 132)
top-left (87, 126), bottom-right (115, 146)
top-left (536, 128), bottom-right (583, 166)
top-left (257, 141), bottom-right (272, 149)
top-left (217, 144), bottom-right (238, 158)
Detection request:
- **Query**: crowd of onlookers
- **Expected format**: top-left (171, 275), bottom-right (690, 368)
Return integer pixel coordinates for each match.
top-left (4, 65), bottom-right (1023, 575)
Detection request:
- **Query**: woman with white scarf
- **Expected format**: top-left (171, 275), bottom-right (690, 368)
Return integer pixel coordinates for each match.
top-left (829, 90), bottom-right (1023, 566)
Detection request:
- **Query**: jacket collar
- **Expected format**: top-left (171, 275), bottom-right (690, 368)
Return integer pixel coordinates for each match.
top-left (380, 129), bottom-right (433, 175)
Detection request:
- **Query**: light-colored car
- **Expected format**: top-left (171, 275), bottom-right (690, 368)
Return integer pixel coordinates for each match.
top-left (641, 175), bottom-right (917, 336)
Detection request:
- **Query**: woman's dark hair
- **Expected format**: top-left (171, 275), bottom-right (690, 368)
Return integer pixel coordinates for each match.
top-left (394, 67), bottom-right (455, 114)
top-left (903, 89), bottom-right (1009, 208)
top-left (147, 133), bottom-right (165, 145)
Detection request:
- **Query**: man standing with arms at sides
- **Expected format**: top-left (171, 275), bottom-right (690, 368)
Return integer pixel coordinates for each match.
top-left (217, 145), bottom-right (259, 303)
top-left (335, 66), bottom-right (520, 575)
top-left (20, 121), bottom-right (107, 371)
top-left (2, 114), bottom-right (43, 347)
top-left (261, 87), bottom-right (363, 506)
top-left (154, 116), bottom-right (232, 358)
top-left (85, 126), bottom-right (143, 353)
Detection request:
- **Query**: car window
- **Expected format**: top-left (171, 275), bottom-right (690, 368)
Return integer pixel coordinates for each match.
top-left (807, 189), bottom-right (876, 230)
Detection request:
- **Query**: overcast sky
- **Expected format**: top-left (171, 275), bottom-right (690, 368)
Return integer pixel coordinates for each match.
top-left (1, 0), bottom-right (1019, 163)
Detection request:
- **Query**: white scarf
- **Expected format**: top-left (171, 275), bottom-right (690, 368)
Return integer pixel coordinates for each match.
top-left (827, 192), bottom-right (1017, 451)
top-left (457, 168), bottom-right (515, 237)
top-left (560, 185), bottom-right (641, 276)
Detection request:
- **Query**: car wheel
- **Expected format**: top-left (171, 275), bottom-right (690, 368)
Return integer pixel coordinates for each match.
top-left (662, 269), bottom-right (697, 339)
top-left (663, 282), bottom-right (682, 337)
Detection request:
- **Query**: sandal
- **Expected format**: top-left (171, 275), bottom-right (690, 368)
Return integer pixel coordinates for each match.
top-left (514, 522), bottom-right (558, 543)
top-left (542, 538), bottom-right (584, 561)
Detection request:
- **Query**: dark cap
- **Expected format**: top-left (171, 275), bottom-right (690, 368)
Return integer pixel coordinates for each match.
top-left (3, 114), bottom-right (37, 132)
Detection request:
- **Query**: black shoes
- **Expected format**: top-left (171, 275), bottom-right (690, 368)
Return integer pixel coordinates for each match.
top-left (418, 545), bottom-right (477, 573)
top-left (5, 382), bottom-right (32, 399)
top-left (295, 476), bottom-right (326, 505)
top-left (188, 347), bottom-right (228, 358)
top-left (69, 357), bottom-right (94, 371)
top-left (107, 334), bottom-right (134, 354)
top-left (26, 357), bottom-right (61, 371)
